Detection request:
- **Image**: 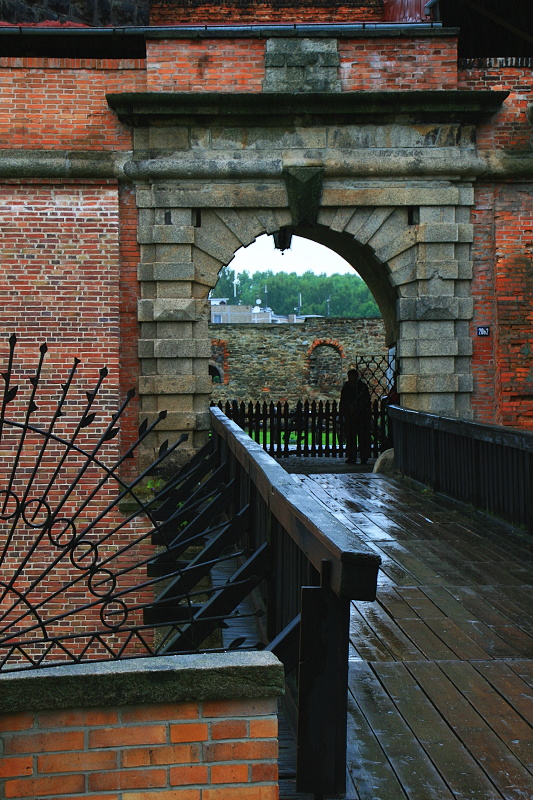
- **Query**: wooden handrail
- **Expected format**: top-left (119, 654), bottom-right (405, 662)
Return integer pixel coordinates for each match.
top-left (211, 407), bottom-right (380, 600)
top-left (389, 406), bottom-right (533, 533)
top-left (210, 406), bottom-right (381, 795)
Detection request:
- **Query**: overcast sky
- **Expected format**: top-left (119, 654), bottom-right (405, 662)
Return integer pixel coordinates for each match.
top-left (227, 234), bottom-right (356, 277)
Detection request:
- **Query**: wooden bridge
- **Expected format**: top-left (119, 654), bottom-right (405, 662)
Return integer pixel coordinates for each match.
top-left (212, 405), bottom-right (533, 800)
top-left (294, 469), bottom-right (533, 800)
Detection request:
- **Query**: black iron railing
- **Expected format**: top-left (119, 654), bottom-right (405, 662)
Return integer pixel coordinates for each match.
top-left (214, 398), bottom-right (392, 459)
top-left (210, 407), bottom-right (381, 796)
top-left (390, 406), bottom-right (533, 534)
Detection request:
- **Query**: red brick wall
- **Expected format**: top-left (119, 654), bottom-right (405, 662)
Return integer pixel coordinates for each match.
top-left (471, 184), bottom-right (533, 429)
top-left (0, 182), bottom-right (150, 661)
top-left (151, 1), bottom-right (382, 25)
top-left (339, 36), bottom-right (457, 90)
top-left (0, 58), bottom-right (145, 150)
top-left (147, 40), bottom-right (265, 92)
top-left (0, 698), bottom-right (279, 799)
top-left (458, 67), bottom-right (533, 151)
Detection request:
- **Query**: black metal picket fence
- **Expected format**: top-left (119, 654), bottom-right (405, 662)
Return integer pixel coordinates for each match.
top-left (214, 397), bottom-right (393, 458)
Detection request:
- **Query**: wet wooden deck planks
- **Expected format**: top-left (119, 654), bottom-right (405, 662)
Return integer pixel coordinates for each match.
top-left (291, 472), bottom-right (533, 800)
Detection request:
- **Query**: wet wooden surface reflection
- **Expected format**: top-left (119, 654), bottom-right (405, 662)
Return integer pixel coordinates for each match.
top-left (291, 472), bottom-right (533, 800)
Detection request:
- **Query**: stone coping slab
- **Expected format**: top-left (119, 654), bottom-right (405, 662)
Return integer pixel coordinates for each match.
top-left (107, 90), bottom-right (509, 125)
top-left (0, 652), bottom-right (284, 714)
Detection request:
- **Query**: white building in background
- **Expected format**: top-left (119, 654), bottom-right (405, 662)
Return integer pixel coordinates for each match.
top-left (210, 298), bottom-right (307, 324)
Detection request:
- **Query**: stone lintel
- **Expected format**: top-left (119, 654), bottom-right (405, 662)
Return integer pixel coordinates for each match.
top-left (137, 184), bottom-right (287, 208)
top-left (0, 652), bottom-right (284, 714)
top-left (321, 186), bottom-right (470, 207)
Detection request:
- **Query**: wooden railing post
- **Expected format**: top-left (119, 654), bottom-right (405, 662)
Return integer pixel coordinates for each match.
top-left (296, 565), bottom-right (350, 797)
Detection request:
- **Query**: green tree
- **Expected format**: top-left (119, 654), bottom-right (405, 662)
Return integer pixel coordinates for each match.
top-left (212, 268), bottom-right (381, 318)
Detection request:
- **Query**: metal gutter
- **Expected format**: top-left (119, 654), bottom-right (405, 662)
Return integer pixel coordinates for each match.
top-left (0, 22), bottom-right (450, 39)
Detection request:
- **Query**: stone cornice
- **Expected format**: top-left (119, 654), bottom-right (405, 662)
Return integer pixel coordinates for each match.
top-left (1, 146), bottom-right (533, 181)
top-left (106, 90), bottom-right (508, 125)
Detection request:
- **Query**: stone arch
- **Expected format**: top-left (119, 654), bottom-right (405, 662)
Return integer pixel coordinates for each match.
top-left (307, 339), bottom-right (345, 390)
top-left (137, 190), bottom-right (473, 464)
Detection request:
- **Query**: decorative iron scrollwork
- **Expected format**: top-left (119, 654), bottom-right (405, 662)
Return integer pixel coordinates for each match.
top-left (0, 335), bottom-right (264, 672)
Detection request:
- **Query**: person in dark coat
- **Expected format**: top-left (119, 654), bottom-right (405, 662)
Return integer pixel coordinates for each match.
top-left (340, 368), bottom-right (372, 464)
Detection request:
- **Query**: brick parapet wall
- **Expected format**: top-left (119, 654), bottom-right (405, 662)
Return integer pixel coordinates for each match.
top-left (146, 40), bottom-right (265, 92)
top-left (0, 58), bottom-right (145, 150)
top-left (210, 317), bottom-right (387, 404)
top-left (339, 36), bottom-right (457, 90)
top-left (458, 67), bottom-right (533, 151)
top-left (0, 653), bottom-right (283, 800)
top-left (143, 34), bottom-right (458, 92)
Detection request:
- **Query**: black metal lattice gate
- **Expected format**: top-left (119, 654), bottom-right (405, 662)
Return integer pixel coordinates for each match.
top-left (214, 354), bottom-right (395, 459)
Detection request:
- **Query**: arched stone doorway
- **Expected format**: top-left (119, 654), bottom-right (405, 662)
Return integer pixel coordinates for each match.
top-left (110, 92), bottom-right (485, 464)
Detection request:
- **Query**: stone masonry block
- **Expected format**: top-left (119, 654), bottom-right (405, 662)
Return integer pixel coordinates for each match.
top-left (138, 300), bottom-right (154, 322)
top-left (416, 339), bottom-right (459, 357)
top-left (155, 209), bottom-right (193, 227)
top-left (417, 223), bottom-right (459, 243)
top-left (153, 262), bottom-right (195, 281)
top-left (139, 376), bottom-right (198, 395)
top-left (457, 224), bottom-right (474, 242)
top-left (321, 185), bottom-right (462, 208)
top-left (138, 339), bottom-right (155, 358)
top-left (148, 125), bottom-right (189, 151)
top-left (417, 373), bottom-right (459, 393)
top-left (457, 186), bottom-right (475, 205)
top-left (457, 374), bottom-right (474, 392)
top-left (154, 339), bottom-right (211, 358)
top-left (418, 356), bottom-right (455, 374)
top-left (148, 226), bottom-right (195, 245)
top-left (138, 264), bottom-right (154, 281)
top-left (418, 392), bottom-right (457, 416)
top-left (155, 244), bottom-right (193, 262)
top-left (415, 260), bottom-right (459, 281)
top-left (457, 337), bottom-right (473, 356)
top-left (398, 297), bottom-right (460, 321)
top-left (148, 298), bottom-right (208, 323)
top-left (396, 339), bottom-right (417, 358)
top-left (141, 411), bottom-right (199, 430)
top-left (457, 261), bottom-right (474, 280)
top-left (150, 181), bottom-right (286, 208)
top-left (398, 374), bottom-right (418, 394)
top-left (264, 53), bottom-right (286, 67)
top-left (456, 298), bottom-right (474, 319)
top-left (419, 206), bottom-right (456, 224)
